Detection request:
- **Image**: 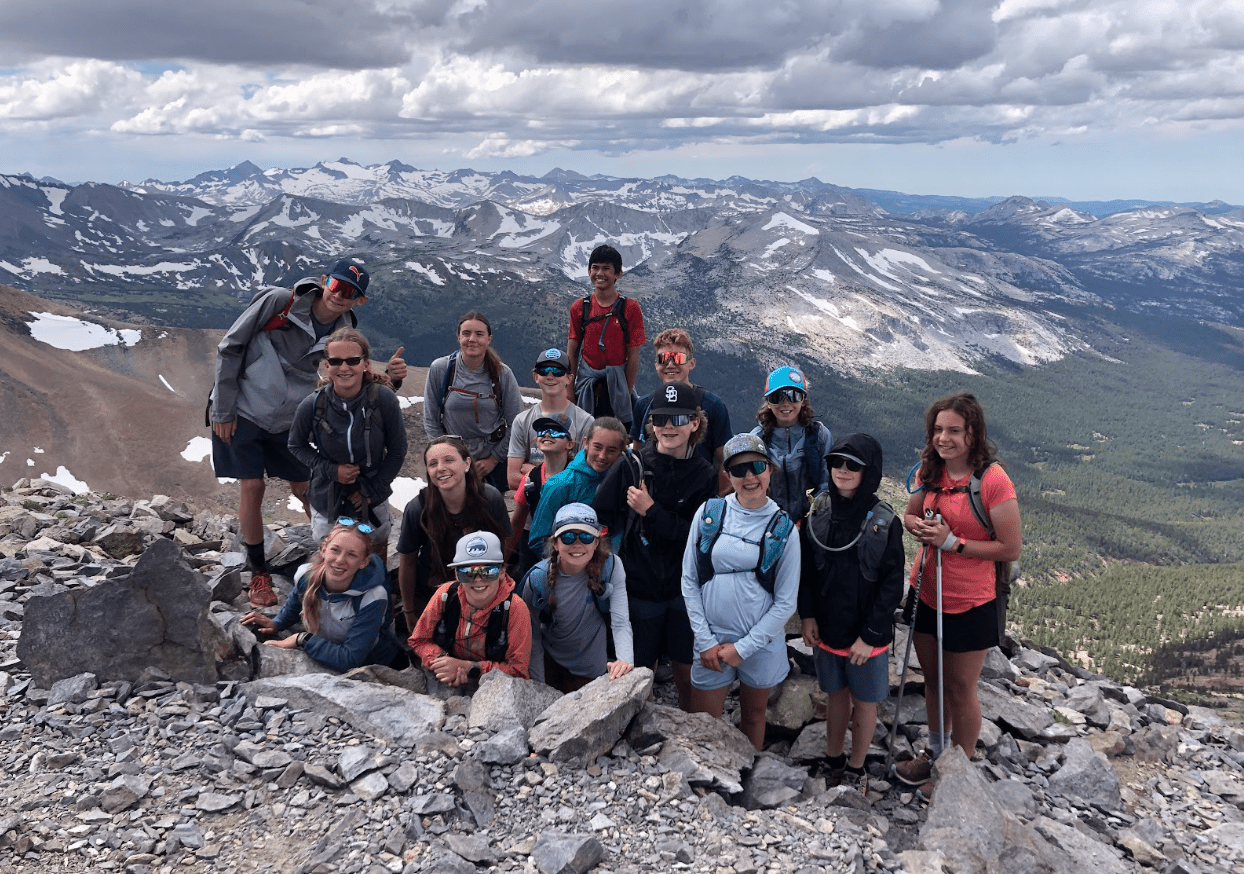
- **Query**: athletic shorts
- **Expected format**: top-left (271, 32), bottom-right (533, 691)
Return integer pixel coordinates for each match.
top-left (912, 598), bottom-right (999, 653)
top-left (629, 596), bottom-right (694, 667)
top-left (212, 416), bottom-right (309, 482)
top-left (311, 502), bottom-right (392, 545)
top-left (814, 647), bottom-right (889, 703)
top-left (691, 635), bottom-right (789, 691)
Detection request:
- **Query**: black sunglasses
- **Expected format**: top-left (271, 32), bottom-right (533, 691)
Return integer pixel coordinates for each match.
top-left (829, 457), bottom-right (864, 472)
top-left (455, 565), bottom-right (501, 583)
top-left (326, 356), bottom-right (364, 367)
top-left (726, 460), bottom-right (769, 478)
top-left (766, 388), bottom-right (806, 405)
top-left (650, 414), bottom-right (691, 427)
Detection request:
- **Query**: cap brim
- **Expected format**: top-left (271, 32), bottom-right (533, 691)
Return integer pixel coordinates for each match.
top-left (650, 408), bottom-right (695, 418)
top-left (554, 523), bottom-right (600, 537)
top-left (827, 451), bottom-right (866, 466)
top-left (328, 274), bottom-right (364, 292)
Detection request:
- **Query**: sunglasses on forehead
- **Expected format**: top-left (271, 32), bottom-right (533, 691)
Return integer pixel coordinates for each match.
top-left (828, 457), bottom-right (864, 472)
top-left (726, 459), bottom-right (769, 478)
top-left (336, 516), bottom-right (375, 534)
top-left (455, 565), bottom-right (502, 583)
top-left (657, 351), bottom-right (690, 366)
top-left (766, 388), bottom-right (806, 405)
top-left (325, 277), bottom-right (364, 299)
top-left (326, 355), bottom-right (364, 367)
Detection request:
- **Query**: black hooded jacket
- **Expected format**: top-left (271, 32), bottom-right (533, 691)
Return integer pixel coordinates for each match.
top-left (798, 433), bottom-right (906, 650)
top-left (592, 441), bottom-right (717, 602)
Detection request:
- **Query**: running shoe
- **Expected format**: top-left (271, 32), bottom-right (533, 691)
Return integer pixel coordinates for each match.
top-left (248, 572), bottom-right (277, 608)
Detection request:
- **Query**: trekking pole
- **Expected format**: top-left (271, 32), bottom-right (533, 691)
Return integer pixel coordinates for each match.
top-left (935, 516), bottom-right (947, 759)
top-left (885, 544), bottom-right (926, 770)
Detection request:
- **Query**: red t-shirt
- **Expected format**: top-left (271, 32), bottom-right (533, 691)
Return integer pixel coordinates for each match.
top-left (908, 464), bottom-right (1017, 614)
top-left (568, 295), bottom-right (646, 370)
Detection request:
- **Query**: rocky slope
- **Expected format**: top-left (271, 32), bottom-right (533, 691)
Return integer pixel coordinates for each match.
top-left (2, 477), bottom-right (1243, 873)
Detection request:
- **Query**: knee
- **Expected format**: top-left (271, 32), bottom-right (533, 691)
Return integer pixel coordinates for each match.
top-left (239, 479), bottom-right (265, 501)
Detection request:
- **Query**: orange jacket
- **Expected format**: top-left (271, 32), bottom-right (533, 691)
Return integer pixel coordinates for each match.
top-left (409, 575), bottom-right (532, 679)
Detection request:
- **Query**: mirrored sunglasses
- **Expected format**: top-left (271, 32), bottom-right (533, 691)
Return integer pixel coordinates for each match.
top-left (325, 277), bottom-right (364, 299)
top-left (535, 364), bottom-right (568, 377)
top-left (726, 460), bottom-right (769, 478)
top-left (657, 351), bottom-right (690, 366)
top-left (766, 388), bottom-right (806, 405)
top-left (650, 413), bottom-right (691, 428)
top-left (336, 516), bottom-right (375, 534)
top-left (536, 428), bottom-right (571, 440)
top-left (828, 457), bottom-right (864, 472)
top-left (557, 531), bottom-right (597, 545)
top-left (326, 356), bottom-right (364, 367)
top-left (455, 565), bottom-right (502, 583)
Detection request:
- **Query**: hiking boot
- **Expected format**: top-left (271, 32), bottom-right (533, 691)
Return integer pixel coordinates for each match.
top-left (248, 572), bottom-right (278, 608)
top-left (817, 759), bottom-right (846, 787)
top-left (893, 750), bottom-right (934, 786)
top-left (845, 767), bottom-right (869, 797)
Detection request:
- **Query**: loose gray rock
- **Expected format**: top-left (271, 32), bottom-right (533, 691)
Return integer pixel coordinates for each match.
top-left (1047, 737), bottom-right (1123, 811)
top-left (350, 770), bottom-right (389, 801)
top-left (444, 833), bottom-right (497, 864)
top-left (101, 774), bottom-right (151, 813)
top-left (531, 831), bottom-right (605, 874)
top-left (468, 670), bottom-right (563, 731)
top-left (47, 671), bottom-right (98, 706)
top-left (338, 745), bottom-right (390, 781)
top-left (764, 673), bottom-right (818, 731)
top-left (627, 702), bottom-right (755, 795)
top-left (454, 759), bottom-right (496, 828)
top-left (529, 669), bottom-right (653, 768)
top-left (740, 752), bottom-right (807, 809)
top-left (977, 680), bottom-right (1054, 739)
top-left (409, 793), bottom-right (456, 815)
top-left (476, 724), bottom-right (529, 765)
top-left (788, 721), bottom-right (828, 763)
top-left (244, 674), bottom-right (445, 746)
top-left (18, 538), bottom-right (234, 687)
top-left (1032, 816), bottom-right (1134, 874)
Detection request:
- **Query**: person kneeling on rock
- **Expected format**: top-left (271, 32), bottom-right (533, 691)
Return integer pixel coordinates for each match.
top-left (242, 522), bottom-right (407, 671)
top-left (409, 531), bottom-right (533, 687)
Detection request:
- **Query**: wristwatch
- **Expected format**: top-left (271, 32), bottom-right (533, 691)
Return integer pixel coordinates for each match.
top-left (296, 632), bottom-right (311, 647)
top-left (955, 540), bottom-right (966, 554)
top-left (467, 662), bottom-right (482, 682)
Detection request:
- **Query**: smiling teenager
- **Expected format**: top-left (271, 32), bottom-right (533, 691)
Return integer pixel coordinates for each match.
top-left (241, 522), bottom-right (406, 671)
top-left (423, 311), bottom-right (525, 494)
top-left (681, 433), bottom-right (800, 750)
top-left (408, 530), bottom-right (533, 685)
top-left (211, 258), bottom-right (405, 609)
top-left (593, 380), bottom-right (717, 710)
top-left (395, 436), bottom-right (511, 635)
top-left (526, 417), bottom-right (629, 551)
top-left (752, 366), bottom-right (833, 521)
top-left (287, 327), bottom-right (407, 558)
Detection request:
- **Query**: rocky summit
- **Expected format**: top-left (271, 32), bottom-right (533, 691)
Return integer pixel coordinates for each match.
top-left (2, 477), bottom-right (1244, 874)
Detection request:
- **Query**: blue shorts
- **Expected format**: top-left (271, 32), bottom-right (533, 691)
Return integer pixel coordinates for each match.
top-left (691, 635), bottom-right (789, 691)
top-left (814, 646), bottom-right (889, 703)
top-left (212, 416), bottom-right (309, 482)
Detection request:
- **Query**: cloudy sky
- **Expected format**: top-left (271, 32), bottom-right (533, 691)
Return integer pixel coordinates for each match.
top-left (2, 0), bottom-right (1242, 202)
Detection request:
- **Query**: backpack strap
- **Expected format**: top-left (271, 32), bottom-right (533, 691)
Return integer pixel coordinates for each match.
top-left (967, 464), bottom-right (996, 539)
top-left (579, 295), bottom-right (631, 347)
top-left (620, 449), bottom-right (648, 545)
top-left (432, 581), bottom-right (513, 663)
top-left (521, 562), bottom-right (553, 626)
top-left (437, 351), bottom-right (459, 429)
top-left (259, 290), bottom-right (298, 332)
top-left (590, 554), bottom-right (615, 618)
top-left (695, 497), bottom-right (728, 586)
top-left (431, 582), bottom-right (461, 654)
top-left (756, 509), bottom-right (794, 594)
top-left (483, 595), bottom-right (512, 663)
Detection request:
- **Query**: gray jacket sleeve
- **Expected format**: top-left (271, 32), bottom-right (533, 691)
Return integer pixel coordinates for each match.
top-left (287, 392), bottom-right (335, 482)
top-left (211, 288), bottom-right (288, 422)
top-left (423, 357), bottom-right (448, 440)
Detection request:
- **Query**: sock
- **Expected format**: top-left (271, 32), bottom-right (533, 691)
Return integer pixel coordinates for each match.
top-left (245, 541), bottom-right (267, 573)
top-left (824, 753), bottom-right (846, 771)
top-left (845, 764), bottom-right (866, 777)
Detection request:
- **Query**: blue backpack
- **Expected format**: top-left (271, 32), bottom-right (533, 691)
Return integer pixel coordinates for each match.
top-left (694, 497), bottom-right (794, 594)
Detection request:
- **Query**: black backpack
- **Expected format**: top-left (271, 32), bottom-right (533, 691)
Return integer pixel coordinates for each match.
top-left (431, 582), bottom-right (513, 663)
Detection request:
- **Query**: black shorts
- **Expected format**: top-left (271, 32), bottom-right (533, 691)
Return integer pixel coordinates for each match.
top-left (912, 598), bottom-right (999, 653)
top-left (212, 416), bottom-right (309, 482)
top-left (629, 595), bottom-right (694, 667)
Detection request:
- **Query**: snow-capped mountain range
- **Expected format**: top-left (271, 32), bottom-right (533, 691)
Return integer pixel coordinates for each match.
top-left (2, 159), bottom-right (1242, 376)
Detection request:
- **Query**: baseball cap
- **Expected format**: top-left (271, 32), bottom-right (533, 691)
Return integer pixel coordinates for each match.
top-left (328, 258), bottom-right (370, 295)
top-left (447, 531), bottom-right (504, 568)
top-left (722, 433), bottom-right (768, 468)
top-left (649, 380), bottom-right (697, 416)
top-left (533, 348), bottom-right (571, 371)
top-left (553, 503), bottom-right (601, 538)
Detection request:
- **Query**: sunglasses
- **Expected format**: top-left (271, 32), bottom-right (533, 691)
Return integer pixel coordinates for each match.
top-left (726, 460), bottom-right (769, 478)
top-left (557, 531), bottom-right (597, 545)
top-left (325, 277), bottom-right (364, 299)
top-left (766, 388), bottom-right (806, 405)
top-left (326, 356), bottom-right (364, 367)
top-left (650, 414), bottom-right (691, 428)
top-left (656, 351), bottom-right (690, 366)
top-left (455, 565), bottom-right (502, 583)
top-left (535, 365), bottom-right (568, 377)
top-left (336, 516), bottom-right (375, 534)
top-left (829, 457), bottom-right (864, 472)
top-left (536, 428), bottom-right (570, 440)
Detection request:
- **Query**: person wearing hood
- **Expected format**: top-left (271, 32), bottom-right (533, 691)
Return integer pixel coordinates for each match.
top-left (241, 522), bottom-right (407, 672)
top-left (799, 434), bottom-right (905, 795)
top-left (527, 417), bottom-right (628, 551)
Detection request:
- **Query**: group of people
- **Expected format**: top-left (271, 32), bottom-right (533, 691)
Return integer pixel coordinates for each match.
top-left (212, 246), bottom-right (1022, 799)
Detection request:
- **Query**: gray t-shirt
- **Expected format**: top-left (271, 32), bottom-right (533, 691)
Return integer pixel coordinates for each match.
top-left (423, 354), bottom-right (525, 461)
top-left (524, 557), bottom-right (634, 682)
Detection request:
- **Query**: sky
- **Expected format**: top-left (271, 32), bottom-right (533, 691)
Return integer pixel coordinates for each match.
top-left (2, 0), bottom-right (1243, 203)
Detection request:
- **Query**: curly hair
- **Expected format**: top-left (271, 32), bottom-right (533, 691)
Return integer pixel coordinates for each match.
top-left (917, 391), bottom-right (1000, 486)
top-left (755, 401), bottom-right (816, 439)
top-left (420, 435), bottom-right (506, 589)
top-left (300, 524), bottom-right (372, 634)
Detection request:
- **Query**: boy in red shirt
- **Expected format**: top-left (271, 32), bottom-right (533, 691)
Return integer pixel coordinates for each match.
top-left (567, 244), bottom-right (645, 427)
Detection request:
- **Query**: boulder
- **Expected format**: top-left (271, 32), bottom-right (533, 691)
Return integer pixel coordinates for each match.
top-left (627, 702), bottom-right (755, 795)
top-left (765, 673), bottom-right (819, 731)
top-left (739, 752), bottom-right (807, 809)
top-left (468, 670), bottom-right (563, 732)
top-left (529, 669), bottom-right (653, 767)
top-left (531, 831), bottom-right (605, 874)
top-left (17, 538), bottom-right (230, 687)
top-left (977, 680), bottom-right (1054, 739)
top-left (244, 674), bottom-right (444, 747)
top-left (1047, 738), bottom-right (1123, 811)
top-left (476, 726), bottom-right (529, 765)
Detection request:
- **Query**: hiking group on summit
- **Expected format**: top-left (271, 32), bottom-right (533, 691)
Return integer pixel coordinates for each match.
top-left (212, 245), bottom-right (1022, 801)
